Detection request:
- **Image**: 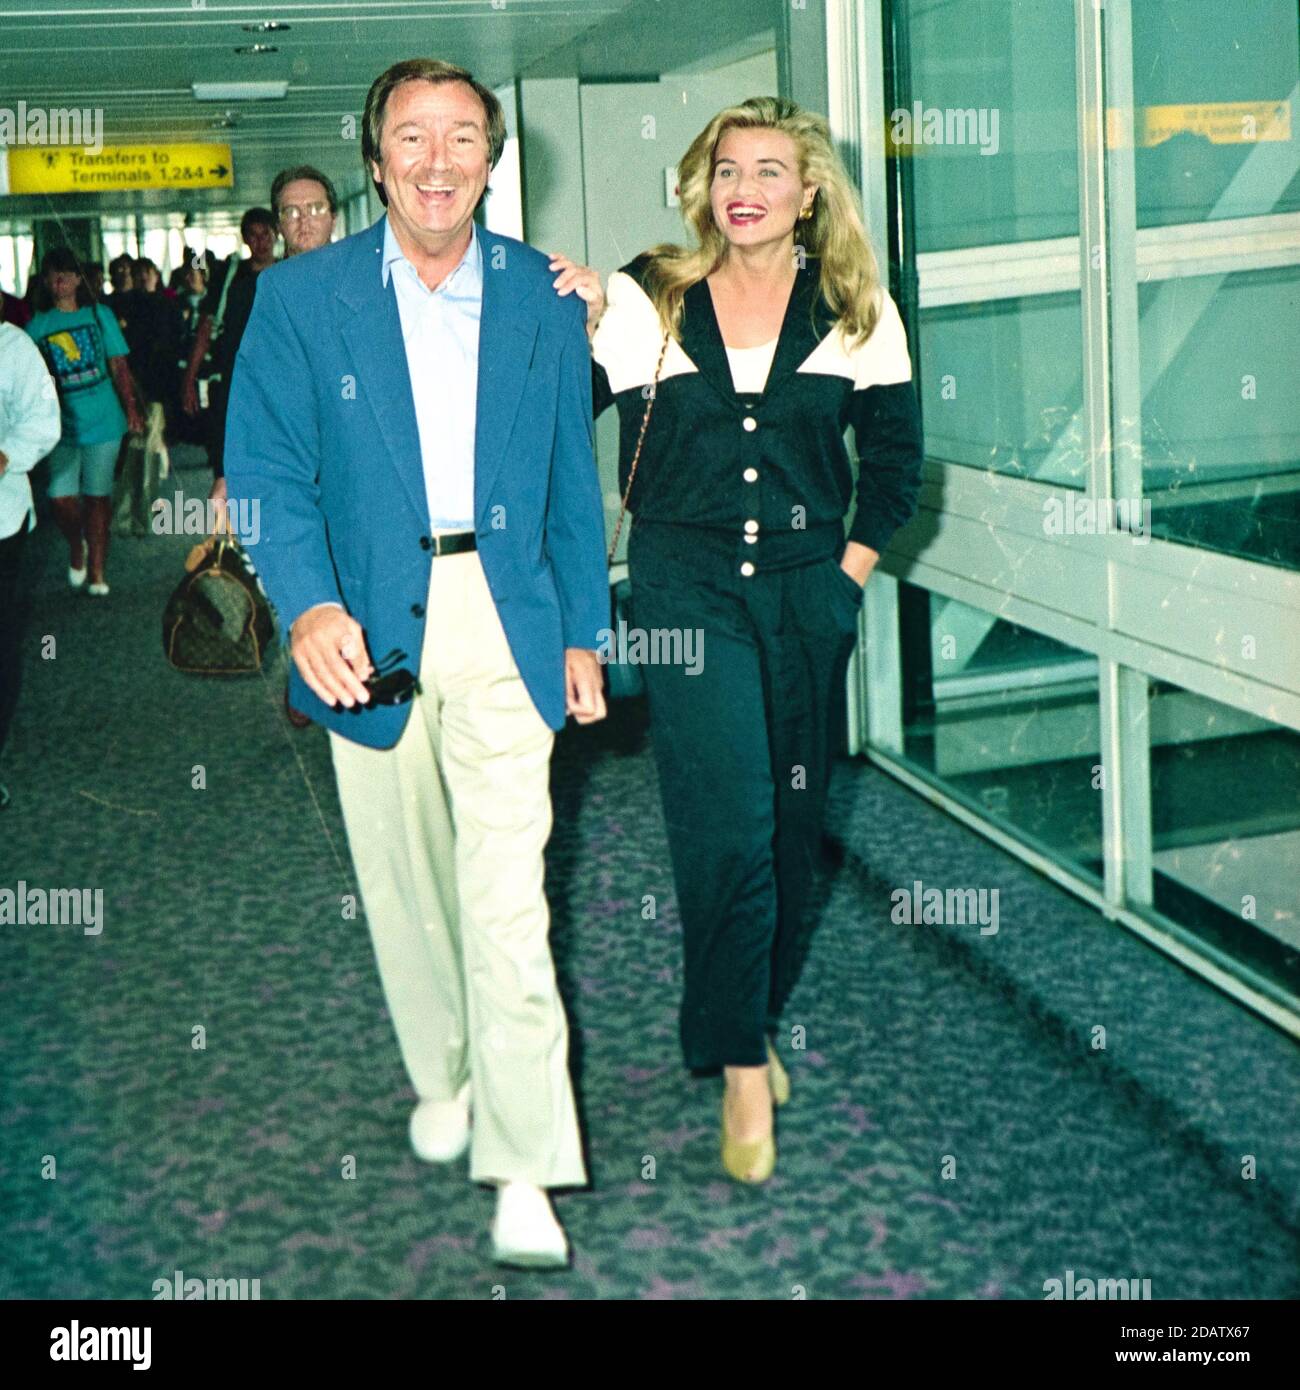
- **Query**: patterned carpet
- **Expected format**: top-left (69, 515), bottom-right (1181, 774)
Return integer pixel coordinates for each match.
top-left (2, 470), bottom-right (1297, 1300)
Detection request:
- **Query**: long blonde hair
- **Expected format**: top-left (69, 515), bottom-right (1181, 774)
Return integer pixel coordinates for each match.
top-left (643, 96), bottom-right (882, 347)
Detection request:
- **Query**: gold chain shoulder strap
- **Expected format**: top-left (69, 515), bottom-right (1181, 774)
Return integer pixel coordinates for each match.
top-left (607, 330), bottom-right (670, 566)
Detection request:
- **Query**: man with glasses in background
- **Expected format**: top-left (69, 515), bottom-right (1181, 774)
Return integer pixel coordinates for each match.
top-left (267, 165), bottom-right (338, 728)
top-left (271, 165), bottom-right (338, 260)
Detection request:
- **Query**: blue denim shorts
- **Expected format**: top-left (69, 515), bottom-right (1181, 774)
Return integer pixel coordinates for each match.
top-left (46, 437), bottom-right (123, 499)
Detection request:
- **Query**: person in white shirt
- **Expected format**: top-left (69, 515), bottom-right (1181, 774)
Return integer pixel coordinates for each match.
top-left (0, 322), bottom-right (62, 808)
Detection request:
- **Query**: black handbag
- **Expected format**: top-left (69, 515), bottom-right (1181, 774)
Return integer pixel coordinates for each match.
top-left (606, 574), bottom-right (641, 699)
top-left (162, 531), bottom-right (276, 676)
top-left (604, 331), bottom-right (669, 699)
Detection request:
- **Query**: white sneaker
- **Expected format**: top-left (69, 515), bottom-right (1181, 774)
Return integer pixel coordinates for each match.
top-left (409, 1081), bottom-right (470, 1163)
top-left (68, 565), bottom-right (87, 590)
top-left (86, 581), bottom-right (110, 597)
top-left (491, 1183), bottom-right (569, 1269)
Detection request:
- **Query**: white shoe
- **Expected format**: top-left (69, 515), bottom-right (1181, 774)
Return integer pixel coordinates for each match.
top-left (491, 1183), bottom-right (569, 1269)
top-left (68, 565), bottom-right (87, 589)
top-left (409, 1081), bottom-right (470, 1163)
top-left (86, 581), bottom-right (110, 597)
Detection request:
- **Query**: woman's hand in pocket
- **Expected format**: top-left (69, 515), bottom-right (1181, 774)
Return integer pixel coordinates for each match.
top-left (839, 540), bottom-right (878, 588)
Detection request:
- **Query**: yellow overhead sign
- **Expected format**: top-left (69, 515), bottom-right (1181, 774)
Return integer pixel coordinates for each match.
top-left (5, 144), bottom-right (234, 194)
top-left (1108, 100), bottom-right (1291, 148)
top-left (883, 99), bottom-right (1290, 154)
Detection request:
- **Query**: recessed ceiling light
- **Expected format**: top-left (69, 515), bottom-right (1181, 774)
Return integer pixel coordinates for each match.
top-left (234, 44), bottom-right (279, 55)
top-left (242, 21), bottom-right (291, 32)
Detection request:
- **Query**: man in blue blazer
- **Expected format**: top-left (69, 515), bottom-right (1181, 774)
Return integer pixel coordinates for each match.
top-left (225, 58), bottom-right (608, 1269)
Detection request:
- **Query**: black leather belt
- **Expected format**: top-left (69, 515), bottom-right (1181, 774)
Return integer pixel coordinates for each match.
top-left (428, 531), bottom-right (477, 556)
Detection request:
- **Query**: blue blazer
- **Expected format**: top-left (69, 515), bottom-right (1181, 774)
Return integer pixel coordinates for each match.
top-left (224, 217), bottom-right (608, 749)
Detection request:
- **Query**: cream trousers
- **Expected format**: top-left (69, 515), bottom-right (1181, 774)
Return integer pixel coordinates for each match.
top-left (328, 549), bottom-right (586, 1188)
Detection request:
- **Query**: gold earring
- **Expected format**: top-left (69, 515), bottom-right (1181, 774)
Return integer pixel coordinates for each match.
top-left (799, 203), bottom-right (814, 221)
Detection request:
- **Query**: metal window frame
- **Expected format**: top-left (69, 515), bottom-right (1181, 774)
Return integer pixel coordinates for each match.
top-left (826, 0), bottom-right (1299, 1033)
top-left (915, 210), bottom-right (1300, 306)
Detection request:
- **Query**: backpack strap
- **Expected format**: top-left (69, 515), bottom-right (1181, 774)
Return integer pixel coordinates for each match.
top-left (209, 256), bottom-right (238, 341)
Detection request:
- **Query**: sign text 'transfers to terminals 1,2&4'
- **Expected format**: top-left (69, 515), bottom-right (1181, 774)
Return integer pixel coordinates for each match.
top-left (3, 144), bottom-right (234, 194)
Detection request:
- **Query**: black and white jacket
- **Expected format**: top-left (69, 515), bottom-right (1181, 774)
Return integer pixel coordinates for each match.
top-left (591, 253), bottom-right (924, 560)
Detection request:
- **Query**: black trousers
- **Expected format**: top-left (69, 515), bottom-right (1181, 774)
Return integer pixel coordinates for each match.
top-left (628, 521), bottom-right (862, 1070)
top-left (0, 523), bottom-right (30, 759)
top-left (206, 377), bottom-right (228, 480)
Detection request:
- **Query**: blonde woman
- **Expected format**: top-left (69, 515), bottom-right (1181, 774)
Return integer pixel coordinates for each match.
top-left (552, 97), bottom-right (923, 1183)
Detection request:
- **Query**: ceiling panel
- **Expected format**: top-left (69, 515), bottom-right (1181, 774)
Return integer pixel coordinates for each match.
top-left (0, 1), bottom-right (624, 205)
top-left (0, 0), bottom-right (779, 212)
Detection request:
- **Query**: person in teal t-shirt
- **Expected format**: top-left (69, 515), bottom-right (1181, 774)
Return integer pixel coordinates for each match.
top-left (26, 246), bottom-right (142, 596)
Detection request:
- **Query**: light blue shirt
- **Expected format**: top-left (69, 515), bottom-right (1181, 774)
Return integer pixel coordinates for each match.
top-left (0, 323), bottom-right (62, 541)
top-left (381, 215), bottom-right (482, 531)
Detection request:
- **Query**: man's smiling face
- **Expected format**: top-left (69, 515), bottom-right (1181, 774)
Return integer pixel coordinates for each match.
top-left (370, 79), bottom-right (491, 255)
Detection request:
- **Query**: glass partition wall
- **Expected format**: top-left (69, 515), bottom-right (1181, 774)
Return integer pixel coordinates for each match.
top-left (835, 0), bottom-right (1300, 1031)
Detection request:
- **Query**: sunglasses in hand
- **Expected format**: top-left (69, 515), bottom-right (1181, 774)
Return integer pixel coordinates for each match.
top-left (349, 647), bottom-right (421, 708)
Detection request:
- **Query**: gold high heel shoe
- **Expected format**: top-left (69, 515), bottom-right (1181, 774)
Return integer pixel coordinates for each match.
top-left (766, 1038), bottom-right (790, 1108)
top-left (721, 1092), bottom-right (776, 1184)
